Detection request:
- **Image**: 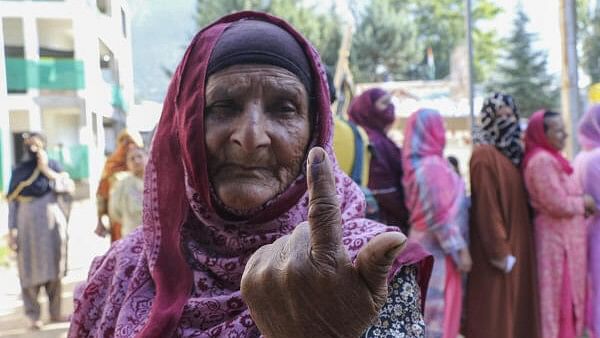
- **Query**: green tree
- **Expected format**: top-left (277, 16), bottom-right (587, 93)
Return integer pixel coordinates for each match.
top-left (488, 8), bottom-right (559, 117)
top-left (407, 0), bottom-right (502, 82)
top-left (195, 0), bottom-right (342, 66)
top-left (348, 0), bottom-right (502, 83)
top-left (582, 2), bottom-right (600, 83)
top-left (349, 0), bottom-right (423, 82)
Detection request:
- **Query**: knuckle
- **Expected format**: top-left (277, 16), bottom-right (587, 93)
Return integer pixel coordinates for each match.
top-left (309, 247), bottom-right (340, 274)
top-left (308, 200), bottom-right (340, 221)
top-left (282, 257), bottom-right (310, 282)
top-left (359, 250), bottom-right (390, 275)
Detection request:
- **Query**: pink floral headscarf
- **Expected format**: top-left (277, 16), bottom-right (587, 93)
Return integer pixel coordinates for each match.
top-left (68, 11), bottom-right (431, 338)
top-left (578, 104), bottom-right (600, 150)
top-left (402, 109), bottom-right (466, 234)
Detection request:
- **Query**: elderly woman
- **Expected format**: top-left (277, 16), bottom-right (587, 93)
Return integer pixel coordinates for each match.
top-left (574, 105), bottom-right (600, 336)
top-left (7, 132), bottom-right (69, 329)
top-left (68, 12), bottom-right (432, 337)
top-left (94, 128), bottom-right (143, 242)
top-left (465, 93), bottom-right (540, 338)
top-left (523, 110), bottom-right (597, 338)
top-left (348, 88), bottom-right (410, 234)
top-left (402, 109), bottom-right (471, 338)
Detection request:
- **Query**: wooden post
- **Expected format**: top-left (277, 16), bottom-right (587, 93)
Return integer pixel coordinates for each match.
top-left (559, 0), bottom-right (581, 159)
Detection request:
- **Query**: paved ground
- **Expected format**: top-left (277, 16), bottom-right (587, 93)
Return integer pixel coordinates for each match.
top-left (0, 199), bottom-right (110, 338)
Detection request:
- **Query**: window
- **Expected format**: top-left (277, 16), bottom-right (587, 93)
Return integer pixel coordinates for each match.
top-left (3, 18), bottom-right (26, 94)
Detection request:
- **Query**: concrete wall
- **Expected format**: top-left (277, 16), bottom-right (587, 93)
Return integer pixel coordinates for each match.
top-left (41, 108), bottom-right (80, 148)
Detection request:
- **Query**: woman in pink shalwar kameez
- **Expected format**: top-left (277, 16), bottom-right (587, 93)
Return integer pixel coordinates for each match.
top-left (402, 109), bottom-right (472, 338)
top-left (523, 110), bottom-right (596, 338)
top-left (573, 105), bottom-right (600, 337)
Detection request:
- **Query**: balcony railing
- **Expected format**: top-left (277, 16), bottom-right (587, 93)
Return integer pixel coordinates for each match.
top-left (48, 144), bottom-right (90, 180)
top-left (112, 83), bottom-right (126, 111)
top-left (5, 57), bottom-right (85, 91)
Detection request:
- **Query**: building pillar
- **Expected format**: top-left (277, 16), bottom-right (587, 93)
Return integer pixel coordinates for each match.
top-left (27, 103), bottom-right (42, 132)
top-left (22, 15), bottom-right (39, 98)
top-left (0, 16), bottom-right (13, 194)
top-left (22, 15), bottom-right (43, 132)
top-left (73, 12), bottom-right (102, 200)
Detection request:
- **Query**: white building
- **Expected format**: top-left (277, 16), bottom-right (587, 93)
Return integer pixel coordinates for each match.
top-left (0, 0), bottom-right (134, 198)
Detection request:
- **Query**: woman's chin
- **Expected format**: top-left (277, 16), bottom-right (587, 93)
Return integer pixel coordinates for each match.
top-left (215, 186), bottom-right (275, 216)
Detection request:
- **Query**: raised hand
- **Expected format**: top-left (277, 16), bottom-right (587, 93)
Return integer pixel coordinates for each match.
top-left (241, 147), bottom-right (407, 338)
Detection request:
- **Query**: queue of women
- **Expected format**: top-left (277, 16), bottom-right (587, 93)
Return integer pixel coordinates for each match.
top-left (7, 10), bottom-right (599, 338)
top-left (344, 89), bottom-right (600, 338)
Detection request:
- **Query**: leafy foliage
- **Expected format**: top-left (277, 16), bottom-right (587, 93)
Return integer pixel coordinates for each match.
top-left (195, 0), bottom-right (342, 66)
top-left (580, 0), bottom-right (600, 83)
top-left (194, 0), bottom-right (504, 85)
top-left (348, 0), bottom-right (502, 83)
top-left (487, 8), bottom-right (559, 117)
top-left (349, 0), bottom-right (423, 82)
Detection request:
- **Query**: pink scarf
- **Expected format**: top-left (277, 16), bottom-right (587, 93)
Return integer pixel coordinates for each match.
top-left (69, 11), bottom-right (431, 338)
top-left (578, 104), bottom-right (600, 150)
top-left (402, 109), bottom-right (466, 233)
top-left (523, 110), bottom-right (573, 175)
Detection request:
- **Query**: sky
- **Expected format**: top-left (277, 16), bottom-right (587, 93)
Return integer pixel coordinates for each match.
top-left (129, 0), bottom-right (565, 103)
top-left (489, 0), bottom-right (562, 75)
top-left (130, 0), bottom-right (197, 102)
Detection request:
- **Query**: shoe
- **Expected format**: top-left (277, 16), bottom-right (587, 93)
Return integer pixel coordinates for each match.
top-left (29, 319), bottom-right (43, 330)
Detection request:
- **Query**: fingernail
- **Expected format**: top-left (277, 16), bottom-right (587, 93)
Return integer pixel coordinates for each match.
top-left (309, 148), bottom-right (324, 165)
top-left (386, 242), bottom-right (406, 259)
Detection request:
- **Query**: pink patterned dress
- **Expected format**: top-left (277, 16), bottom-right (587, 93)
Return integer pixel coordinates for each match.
top-left (524, 151), bottom-right (587, 338)
top-left (402, 109), bottom-right (468, 338)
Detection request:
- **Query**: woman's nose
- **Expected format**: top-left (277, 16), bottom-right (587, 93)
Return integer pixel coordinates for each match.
top-left (230, 102), bottom-right (270, 151)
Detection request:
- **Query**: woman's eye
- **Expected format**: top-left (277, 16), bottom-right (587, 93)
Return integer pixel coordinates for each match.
top-left (279, 105), bottom-right (296, 113)
top-left (207, 101), bottom-right (237, 116)
top-left (270, 100), bottom-right (298, 116)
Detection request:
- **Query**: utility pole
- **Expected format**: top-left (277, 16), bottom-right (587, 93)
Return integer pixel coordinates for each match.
top-left (559, 0), bottom-right (581, 159)
top-left (466, 0), bottom-right (475, 128)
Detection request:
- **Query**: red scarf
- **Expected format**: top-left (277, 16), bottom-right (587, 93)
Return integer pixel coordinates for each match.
top-left (523, 110), bottom-right (573, 174)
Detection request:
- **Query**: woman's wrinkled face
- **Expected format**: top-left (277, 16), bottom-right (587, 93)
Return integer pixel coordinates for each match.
top-left (545, 115), bottom-right (568, 151)
top-left (204, 64), bottom-right (311, 216)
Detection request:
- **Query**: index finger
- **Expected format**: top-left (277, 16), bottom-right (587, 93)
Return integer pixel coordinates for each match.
top-left (306, 147), bottom-right (342, 261)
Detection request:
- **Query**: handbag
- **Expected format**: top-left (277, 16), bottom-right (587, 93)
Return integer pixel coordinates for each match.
top-left (50, 172), bottom-right (76, 195)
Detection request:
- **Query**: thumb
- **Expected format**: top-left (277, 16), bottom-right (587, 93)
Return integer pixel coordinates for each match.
top-left (355, 232), bottom-right (407, 306)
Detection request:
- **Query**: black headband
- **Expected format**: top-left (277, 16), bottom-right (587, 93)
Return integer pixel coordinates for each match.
top-left (206, 19), bottom-right (313, 94)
